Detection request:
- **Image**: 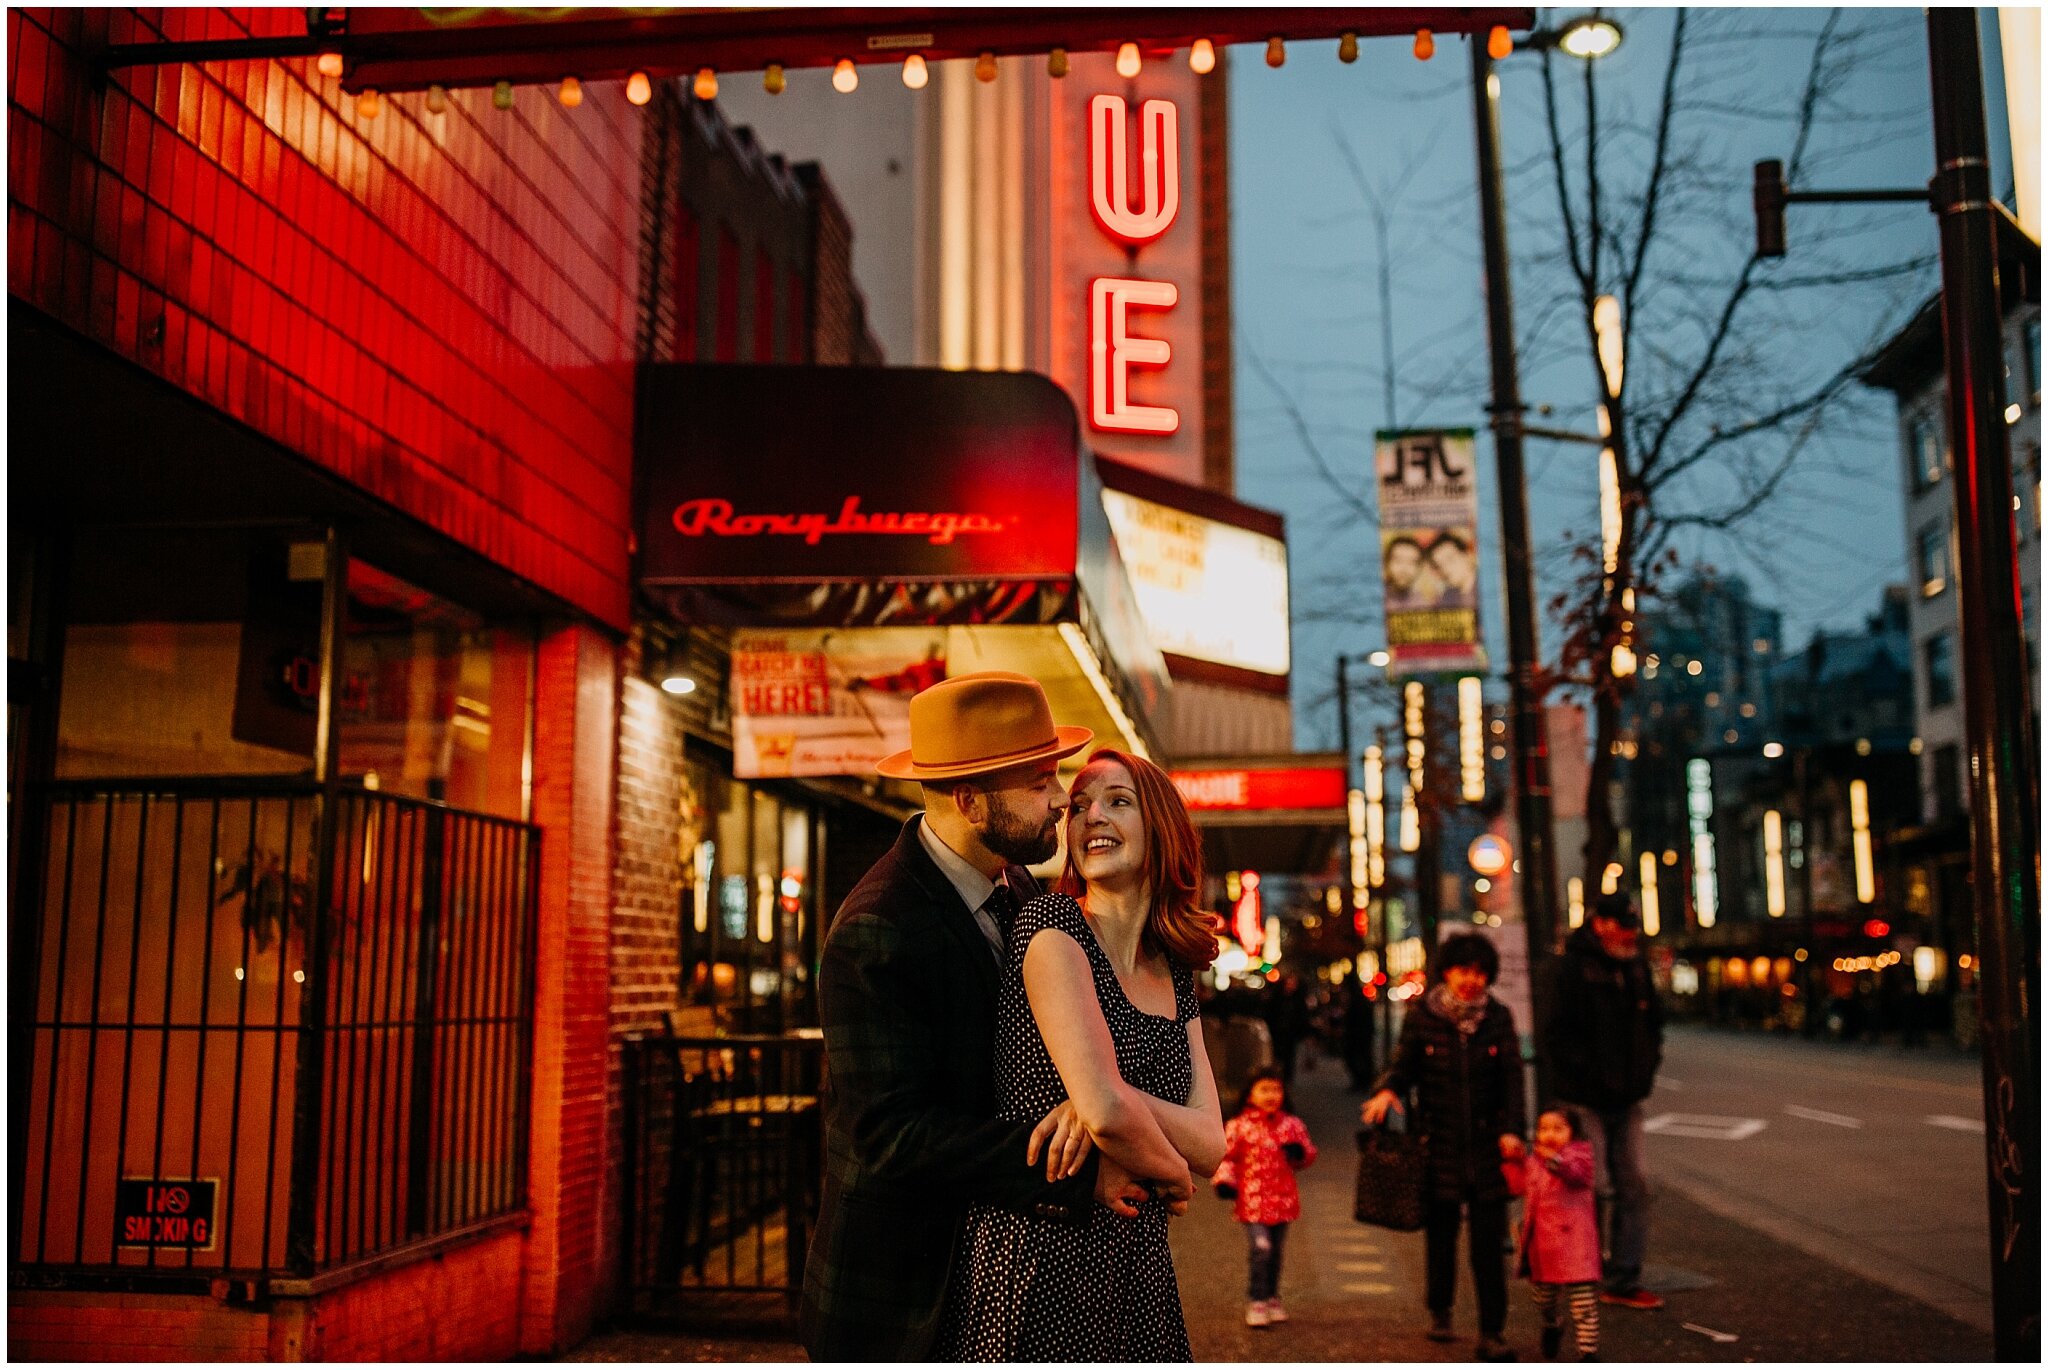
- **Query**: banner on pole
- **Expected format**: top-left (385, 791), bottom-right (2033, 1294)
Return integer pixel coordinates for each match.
top-left (1376, 429), bottom-right (1488, 676)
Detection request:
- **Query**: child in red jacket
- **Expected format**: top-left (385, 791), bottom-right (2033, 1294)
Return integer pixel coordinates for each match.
top-left (1213, 1067), bottom-right (1317, 1328)
top-left (1518, 1107), bottom-right (1603, 1360)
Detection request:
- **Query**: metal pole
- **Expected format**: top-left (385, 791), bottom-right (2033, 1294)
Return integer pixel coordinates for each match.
top-left (1471, 38), bottom-right (1560, 1099)
top-left (1924, 13), bottom-right (2040, 1359)
top-left (1415, 684), bottom-right (1443, 986)
top-left (1337, 652), bottom-right (1359, 938)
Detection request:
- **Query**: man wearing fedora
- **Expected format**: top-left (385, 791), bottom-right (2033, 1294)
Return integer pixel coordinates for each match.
top-left (799, 671), bottom-right (1178, 1361)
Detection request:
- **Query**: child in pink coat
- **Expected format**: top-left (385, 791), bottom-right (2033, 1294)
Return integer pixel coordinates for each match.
top-left (1518, 1107), bottom-right (1603, 1360)
top-left (1213, 1067), bottom-right (1317, 1328)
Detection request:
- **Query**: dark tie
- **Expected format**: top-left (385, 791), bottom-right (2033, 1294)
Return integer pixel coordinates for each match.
top-left (983, 878), bottom-right (1021, 948)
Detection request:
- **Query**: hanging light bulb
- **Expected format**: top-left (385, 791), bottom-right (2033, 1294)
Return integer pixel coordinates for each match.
top-left (493, 80), bottom-right (514, 110)
top-left (316, 51), bottom-right (345, 79)
top-left (1189, 38), bottom-right (1216, 74)
top-left (1338, 31), bottom-right (1359, 63)
top-left (692, 67), bottom-right (717, 100)
top-left (830, 59), bottom-right (856, 93)
top-left (1265, 35), bottom-right (1286, 68)
top-left (355, 88), bottom-right (381, 119)
top-left (558, 76), bottom-right (583, 108)
top-left (1048, 46), bottom-right (1070, 78)
top-left (1115, 42), bottom-right (1141, 78)
top-left (765, 62), bottom-right (788, 95)
top-left (975, 51), bottom-right (997, 83)
top-left (1488, 25), bottom-right (1514, 60)
top-left (902, 53), bottom-right (929, 89)
top-left (625, 71), bottom-right (652, 106)
top-left (1414, 28), bottom-right (1435, 60)
top-left (425, 84), bottom-right (448, 114)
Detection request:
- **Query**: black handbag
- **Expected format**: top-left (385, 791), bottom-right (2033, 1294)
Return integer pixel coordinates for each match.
top-left (1353, 1122), bottom-right (1426, 1231)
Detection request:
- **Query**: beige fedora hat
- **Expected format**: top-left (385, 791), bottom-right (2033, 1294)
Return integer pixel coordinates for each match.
top-left (875, 671), bottom-right (1093, 782)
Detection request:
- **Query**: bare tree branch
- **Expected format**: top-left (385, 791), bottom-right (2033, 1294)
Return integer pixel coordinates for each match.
top-left (1239, 335), bottom-right (1377, 524)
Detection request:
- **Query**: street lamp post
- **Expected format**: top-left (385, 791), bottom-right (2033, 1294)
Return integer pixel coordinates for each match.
top-left (1468, 32), bottom-right (1566, 1101)
top-left (1923, 13), bottom-right (2040, 1359)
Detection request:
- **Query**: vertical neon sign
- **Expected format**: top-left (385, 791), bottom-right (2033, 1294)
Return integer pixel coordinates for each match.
top-left (1086, 93), bottom-right (1181, 436)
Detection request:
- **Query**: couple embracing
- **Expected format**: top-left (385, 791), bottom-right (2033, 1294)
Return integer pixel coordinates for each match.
top-left (799, 672), bottom-right (1222, 1363)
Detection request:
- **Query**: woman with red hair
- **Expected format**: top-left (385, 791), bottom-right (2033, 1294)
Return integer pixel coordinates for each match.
top-left (936, 748), bottom-right (1224, 1361)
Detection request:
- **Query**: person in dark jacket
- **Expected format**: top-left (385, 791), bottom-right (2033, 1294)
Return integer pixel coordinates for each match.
top-left (1361, 933), bottom-right (1527, 1362)
top-left (800, 673), bottom-right (1173, 1361)
top-left (1538, 891), bottom-right (1667, 1311)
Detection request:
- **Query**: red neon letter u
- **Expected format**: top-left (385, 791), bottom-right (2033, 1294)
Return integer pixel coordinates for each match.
top-left (1089, 94), bottom-right (1179, 245)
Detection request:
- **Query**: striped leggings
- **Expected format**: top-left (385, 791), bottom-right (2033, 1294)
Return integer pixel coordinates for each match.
top-left (1533, 1281), bottom-right (1599, 1356)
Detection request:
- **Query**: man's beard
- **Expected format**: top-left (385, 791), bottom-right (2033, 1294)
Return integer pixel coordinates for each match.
top-left (979, 793), bottom-right (1060, 866)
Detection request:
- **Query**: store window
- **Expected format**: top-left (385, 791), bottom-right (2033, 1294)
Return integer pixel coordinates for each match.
top-left (55, 528), bottom-right (323, 778)
top-left (24, 529), bottom-right (539, 1279)
top-left (337, 559), bottom-right (533, 820)
top-left (678, 747), bottom-right (820, 1034)
top-left (1916, 523), bottom-right (1949, 598)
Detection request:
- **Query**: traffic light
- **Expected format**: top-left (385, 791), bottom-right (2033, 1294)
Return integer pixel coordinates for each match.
top-left (1753, 159), bottom-right (1788, 258)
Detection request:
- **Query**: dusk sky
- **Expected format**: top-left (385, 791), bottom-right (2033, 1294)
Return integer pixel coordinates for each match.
top-left (1234, 9), bottom-right (2013, 749)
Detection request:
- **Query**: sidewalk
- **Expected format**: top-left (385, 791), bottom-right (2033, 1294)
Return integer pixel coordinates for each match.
top-left (564, 1049), bottom-right (1993, 1363)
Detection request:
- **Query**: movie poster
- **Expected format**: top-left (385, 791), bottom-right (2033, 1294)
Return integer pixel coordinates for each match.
top-left (1376, 429), bottom-right (1487, 676)
top-left (730, 629), bottom-right (947, 778)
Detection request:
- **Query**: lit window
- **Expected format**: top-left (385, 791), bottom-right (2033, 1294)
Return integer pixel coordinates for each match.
top-left (1918, 523), bottom-right (1949, 598)
top-left (1909, 415), bottom-right (1945, 490)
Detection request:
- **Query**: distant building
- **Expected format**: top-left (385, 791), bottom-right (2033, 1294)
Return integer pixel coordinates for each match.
top-left (1647, 589), bottom-right (1922, 1038)
top-left (1856, 242), bottom-right (2040, 1044)
top-left (1615, 570), bottom-right (1784, 919)
top-left (1857, 259), bottom-right (2041, 823)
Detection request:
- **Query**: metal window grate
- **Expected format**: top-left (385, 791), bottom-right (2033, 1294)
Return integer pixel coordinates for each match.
top-left (13, 777), bottom-right (538, 1282)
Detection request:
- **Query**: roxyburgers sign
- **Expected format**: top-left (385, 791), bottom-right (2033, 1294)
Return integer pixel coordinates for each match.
top-left (637, 364), bottom-right (1080, 588)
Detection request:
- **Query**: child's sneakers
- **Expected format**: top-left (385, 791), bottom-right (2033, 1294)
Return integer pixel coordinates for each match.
top-left (1245, 1301), bottom-right (1270, 1328)
top-left (1540, 1325), bottom-right (1563, 1359)
top-left (1265, 1299), bottom-right (1289, 1324)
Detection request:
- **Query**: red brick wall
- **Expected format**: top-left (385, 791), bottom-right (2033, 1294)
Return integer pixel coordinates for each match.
top-left (9, 1228), bottom-right (525, 1361)
top-left (6, 7), bottom-right (641, 630)
top-left (612, 627), bottom-right (687, 1044)
top-left (306, 1228), bottom-right (525, 1360)
top-left (524, 621), bottom-right (620, 1352)
top-left (10, 1292), bottom-right (273, 1361)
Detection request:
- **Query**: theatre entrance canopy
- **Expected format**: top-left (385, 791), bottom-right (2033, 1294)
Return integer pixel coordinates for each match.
top-left (636, 364), bottom-right (1167, 778)
top-left (1170, 754), bottom-right (1348, 876)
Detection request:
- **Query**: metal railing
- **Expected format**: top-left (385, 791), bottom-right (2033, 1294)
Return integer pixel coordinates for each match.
top-left (621, 1032), bottom-right (823, 1320)
top-left (13, 777), bottom-right (538, 1284)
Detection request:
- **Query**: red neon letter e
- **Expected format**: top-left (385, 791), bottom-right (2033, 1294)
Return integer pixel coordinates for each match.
top-left (1090, 277), bottom-right (1179, 435)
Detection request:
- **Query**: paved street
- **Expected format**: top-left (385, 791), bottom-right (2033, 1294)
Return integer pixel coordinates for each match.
top-left (568, 1025), bottom-right (1994, 1362)
top-left (1640, 1024), bottom-right (1993, 1333)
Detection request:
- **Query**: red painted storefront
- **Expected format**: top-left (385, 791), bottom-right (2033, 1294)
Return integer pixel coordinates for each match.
top-left (7, 8), bottom-right (637, 1358)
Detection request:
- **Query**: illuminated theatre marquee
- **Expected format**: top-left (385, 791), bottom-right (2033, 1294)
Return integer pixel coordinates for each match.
top-left (1088, 93), bottom-right (1182, 437)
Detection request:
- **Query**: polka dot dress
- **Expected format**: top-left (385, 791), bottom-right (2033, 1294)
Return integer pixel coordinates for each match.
top-left (936, 893), bottom-right (1198, 1363)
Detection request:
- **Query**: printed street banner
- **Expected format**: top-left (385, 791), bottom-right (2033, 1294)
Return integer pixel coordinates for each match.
top-left (731, 629), bottom-right (946, 778)
top-left (1376, 429), bottom-right (1488, 676)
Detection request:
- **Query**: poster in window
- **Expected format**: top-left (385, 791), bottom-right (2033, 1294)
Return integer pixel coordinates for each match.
top-left (731, 628), bottom-right (947, 778)
top-left (1376, 430), bottom-right (1488, 677)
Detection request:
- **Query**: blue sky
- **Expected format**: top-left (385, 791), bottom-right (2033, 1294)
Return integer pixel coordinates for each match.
top-left (1228, 9), bottom-right (1994, 750)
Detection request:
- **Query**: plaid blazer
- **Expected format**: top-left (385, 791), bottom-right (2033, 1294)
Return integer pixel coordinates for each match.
top-left (798, 817), bottom-right (1095, 1362)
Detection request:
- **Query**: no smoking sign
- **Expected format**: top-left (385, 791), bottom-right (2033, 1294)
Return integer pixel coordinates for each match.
top-left (114, 1178), bottom-right (218, 1250)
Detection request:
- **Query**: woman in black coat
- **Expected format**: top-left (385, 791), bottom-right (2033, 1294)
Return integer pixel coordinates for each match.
top-left (1361, 933), bottom-right (1527, 1361)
